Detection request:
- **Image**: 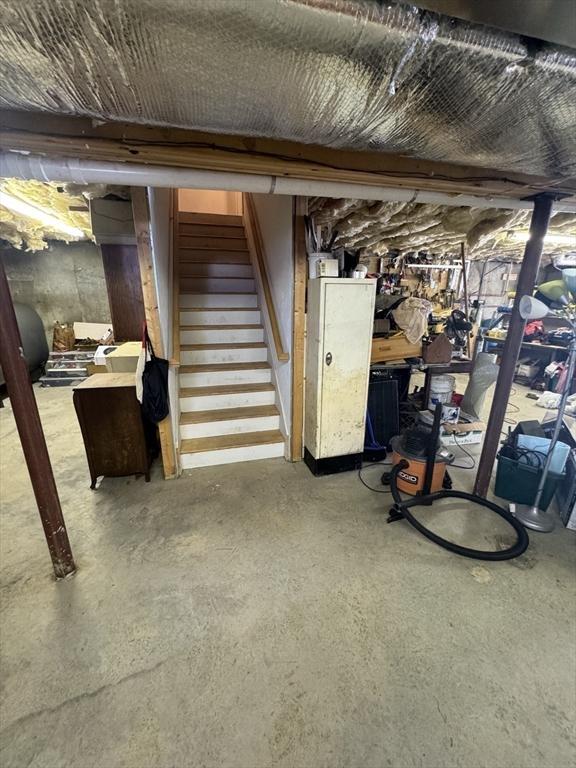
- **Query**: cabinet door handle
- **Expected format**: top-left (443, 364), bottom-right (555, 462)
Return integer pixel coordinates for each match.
top-left (325, 352), bottom-right (333, 366)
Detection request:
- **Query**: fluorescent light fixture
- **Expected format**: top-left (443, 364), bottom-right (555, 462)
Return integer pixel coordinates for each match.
top-left (0, 190), bottom-right (84, 238)
top-left (509, 230), bottom-right (576, 246)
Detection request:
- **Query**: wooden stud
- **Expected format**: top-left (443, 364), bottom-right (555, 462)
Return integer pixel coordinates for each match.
top-left (290, 196), bottom-right (307, 462)
top-left (131, 187), bottom-right (177, 480)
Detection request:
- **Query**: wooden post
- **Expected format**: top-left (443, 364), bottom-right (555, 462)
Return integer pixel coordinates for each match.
top-left (0, 260), bottom-right (76, 579)
top-left (473, 194), bottom-right (554, 497)
top-left (131, 187), bottom-right (177, 480)
top-left (290, 196), bottom-right (307, 461)
top-left (460, 242), bottom-right (471, 358)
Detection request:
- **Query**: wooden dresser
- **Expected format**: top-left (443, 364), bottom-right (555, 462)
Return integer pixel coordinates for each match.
top-left (73, 373), bottom-right (153, 488)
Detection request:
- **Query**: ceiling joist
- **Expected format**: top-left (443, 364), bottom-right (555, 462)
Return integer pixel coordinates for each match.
top-left (1, 110), bottom-right (575, 204)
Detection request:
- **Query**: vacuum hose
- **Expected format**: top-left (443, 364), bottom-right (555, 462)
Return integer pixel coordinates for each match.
top-left (389, 460), bottom-right (529, 561)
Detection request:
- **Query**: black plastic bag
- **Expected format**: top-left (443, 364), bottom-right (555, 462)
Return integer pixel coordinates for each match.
top-left (141, 329), bottom-right (169, 423)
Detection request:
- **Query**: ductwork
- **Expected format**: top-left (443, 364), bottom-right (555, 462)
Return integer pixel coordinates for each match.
top-left (3, 150), bottom-right (576, 213)
top-left (0, 0), bottom-right (575, 179)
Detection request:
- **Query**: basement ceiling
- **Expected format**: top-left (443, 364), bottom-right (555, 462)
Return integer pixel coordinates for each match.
top-left (310, 198), bottom-right (576, 260)
top-left (0, 180), bottom-right (91, 250)
top-left (0, 1), bottom-right (575, 179)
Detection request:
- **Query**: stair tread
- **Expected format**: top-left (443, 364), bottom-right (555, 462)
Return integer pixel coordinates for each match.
top-left (178, 256), bottom-right (251, 265)
top-left (181, 405), bottom-right (279, 424)
top-left (180, 291), bottom-right (257, 296)
top-left (180, 304), bottom-right (260, 312)
top-left (180, 278), bottom-right (253, 283)
top-left (180, 292), bottom-right (256, 296)
top-left (178, 248), bottom-right (249, 255)
top-left (178, 213), bottom-right (243, 226)
top-left (180, 362), bottom-right (270, 372)
top-left (181, 342), bottom-right (266, 350)
top-left (180, 383), bottom-right (275, 396)
top-left (180, 430), bottom-right (284, 454)
top-left (180, 324), bottom-right (262, 331)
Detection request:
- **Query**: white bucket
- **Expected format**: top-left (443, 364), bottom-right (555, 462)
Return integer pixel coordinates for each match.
top-left (429, 374), bottom-right (455, 410)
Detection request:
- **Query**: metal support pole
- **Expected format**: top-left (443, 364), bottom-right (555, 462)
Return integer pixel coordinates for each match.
top-left (0, 260), bottom-right (76, 579)
top-left (473, 194), bottom-right (554, 497)
top-left (460, 242), bottom-right (471, 357)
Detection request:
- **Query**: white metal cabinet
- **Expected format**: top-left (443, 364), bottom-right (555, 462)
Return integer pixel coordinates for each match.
top-left (305, 278), bottom-right (376, 473)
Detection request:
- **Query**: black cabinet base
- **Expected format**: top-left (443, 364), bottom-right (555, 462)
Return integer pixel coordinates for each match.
top-left (304, 448), bottom-right (363, 476)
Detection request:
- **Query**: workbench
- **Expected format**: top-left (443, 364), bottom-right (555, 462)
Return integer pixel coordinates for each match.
top-left (482, 336), bottom-right (570, 363)
top-left (370, 358), bottom-right (473, 407)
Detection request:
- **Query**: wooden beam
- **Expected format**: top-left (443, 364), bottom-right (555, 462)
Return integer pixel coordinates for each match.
top-left (2, 110), bottom-right (575, 201)
top-left (131, 187), bottom-right (177, 480)
top-left (0, 260), bottom-right (76, 579)
top-left (290, 196), bottom-right (307, 462)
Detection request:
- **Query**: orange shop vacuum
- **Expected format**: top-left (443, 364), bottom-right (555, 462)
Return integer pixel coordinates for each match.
top-left (384, 403), bottom-right (530, 561)
top-left (390, 432), bottom-right (450, 495)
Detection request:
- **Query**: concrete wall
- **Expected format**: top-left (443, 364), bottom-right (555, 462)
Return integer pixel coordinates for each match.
top-left (251, 194), bottom-right (293, 443)
top-left (2, 240), bottom-right (110, 345)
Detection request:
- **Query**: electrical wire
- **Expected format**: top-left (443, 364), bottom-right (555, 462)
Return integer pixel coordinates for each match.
top-left (358, 460), bottom-right (393, 494)
top-left (449, 430), bottom-right (476, 470)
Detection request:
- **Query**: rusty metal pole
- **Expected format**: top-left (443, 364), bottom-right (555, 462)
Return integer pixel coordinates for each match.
top-left (0, 260), bottom-right (76, 579)
top-left (460, 242), bottom-right (471, 357)
top-left (473, 194), bottom-right (554, 497)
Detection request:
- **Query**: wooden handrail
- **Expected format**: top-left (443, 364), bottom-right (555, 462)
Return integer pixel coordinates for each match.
top-left (171, 188), bottom-right (180, 365)
top-left (242, 193), bottom-right (289, 362)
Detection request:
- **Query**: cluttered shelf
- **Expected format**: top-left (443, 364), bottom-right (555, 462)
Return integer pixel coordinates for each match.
top-left (483, 337), bottom-right (570, 352)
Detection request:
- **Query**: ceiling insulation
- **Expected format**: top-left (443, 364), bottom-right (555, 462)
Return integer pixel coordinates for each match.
top-left (0, 180), bottom-right (91, 250)
top-left (311, 198), bottom-right (576, 260)
top-left (0, 1), bottom-right (575, 179)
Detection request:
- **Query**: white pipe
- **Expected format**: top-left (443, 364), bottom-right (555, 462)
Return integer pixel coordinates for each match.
top-left (2, 150), bottom-right (575, 213)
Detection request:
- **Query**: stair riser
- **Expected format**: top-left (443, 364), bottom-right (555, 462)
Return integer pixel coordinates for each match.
top-left (180, 369), bottom-right (272, 387)
top-left (180, 441), bottom-right (284, 470)
top-left (178, 251), bottom-right (250, 264)
top-left (178, 236), bottom-right (248, 251)
top-left (180, 310), bottom-right (261, 325)
top-left (180, 293), bottom-right (257, 309)
top-left (181, 347), bottom-right (268, 364)
top-left (180, 328), bottom-right (263, 344)
top-left (179, 263), bottom-right (253, 279)
top-left (180, 390), bottom-right (276, 412)
top-left (180, 277), bottom-right (255, 293)
top-left (180, 414), bottom-right (280, 439)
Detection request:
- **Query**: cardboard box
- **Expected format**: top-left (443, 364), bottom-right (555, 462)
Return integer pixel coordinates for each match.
top-left (440, 420), bottom-right (485, 447)
top-left (105, 341), bottom-right (142, 373)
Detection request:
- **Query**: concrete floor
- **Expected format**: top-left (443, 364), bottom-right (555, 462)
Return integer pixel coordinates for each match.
top-left (0, 382), bottom-right (575, 768)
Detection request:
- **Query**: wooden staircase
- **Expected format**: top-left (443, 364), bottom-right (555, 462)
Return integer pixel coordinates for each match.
top-left (175, 211), bottom-right (285, 470)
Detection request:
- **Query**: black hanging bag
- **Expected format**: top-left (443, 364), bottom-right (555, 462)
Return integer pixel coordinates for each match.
top-left (141, 328), bottom-right (169, 423)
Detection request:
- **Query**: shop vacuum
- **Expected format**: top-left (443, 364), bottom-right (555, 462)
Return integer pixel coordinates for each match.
top-left (384, 403), bottom-right (529, 560)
